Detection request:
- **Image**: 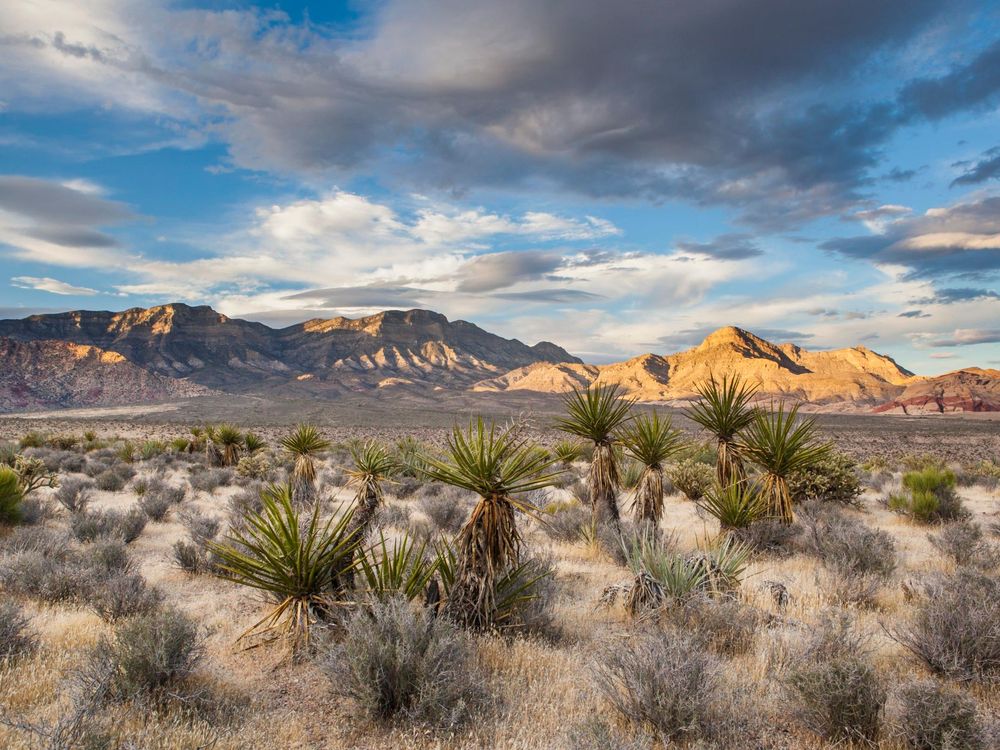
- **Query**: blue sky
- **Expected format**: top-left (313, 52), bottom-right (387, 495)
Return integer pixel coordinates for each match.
top-left (0, 1), bottom-right (998, 372)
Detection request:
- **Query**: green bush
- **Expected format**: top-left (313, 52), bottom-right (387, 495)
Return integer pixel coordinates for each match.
top-left (788, 452), bottom-right (863, 507)
top-left (892, 468), bottom-right (966, 523)
top-left (666, 458), bottom-right (714, 501)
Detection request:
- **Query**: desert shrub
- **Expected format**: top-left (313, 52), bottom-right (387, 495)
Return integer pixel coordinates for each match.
top-left (138, 491), bottom-right (173, 521)
top-left (801, 506), bottom-right (897, 578)
top-left (89, 539), bottom-right (133, 575)
top-left (172, 541), bottom-right (207, 574)
top-left (94, 469), bottom-right (127, 492)
top-left (892, 569), bottom-right (1000, 682)
top-left (567, 719), bottom-right (652, 750)
top-left (88, 573), bottom-right (163, 622)
top-left (0, 525), bottom-right (65, 556)
top-left (19, 431), bottom-right (45, 449)
top-left (55, 477), bottom-right (95, 513)
top-left (236, 453), bottom-right (272, 481)
top-left (110, 462), bottom-right (136, 481)
top-left (85, 607), bottom-right (202, 703)
top-left (593, 629), bottom-right (720, 742)
top-left (57, 452), bottom-right (87, 474)
top-left (0, 549), bottom-right (86, 603)
top-left (542, 500), bottom-right (590, 542)
top-left (0, 441), bottom-right (17, 466)
top-left (138, 440), bottom-right (166, 460)
top-left (84, 460), bottom-right (110, 477)
top-left (378, 503), bottom-right (411, 528)
top-left (498, 553), bottom-right (557, 633)
top-left (666, 459), bottom-right (714, 501)
top-left (895, 679), bottom-right (986, 750)
top-left (419, 488), bottom-right (474, 534)
top-left (180, 510), bottom-right (221, 546)
top-left (732, 517), bottom-right (801, 557)
top-left (788, 451), bottom-right (864, 507)
top-left (70, 507), bottom-right (147, 544)
top-left (785, 612), bottom-right (886, 744)
top-left (391, 475), bottom-right (424, 499)
top-left (666, 596), bottom-right (761, 656)
top-left (0, 602), bottom-right (36, 660)
top-left (891, 468), bottom-right (967, 523)
top-left (226, 483), bottom-right (264, 533)
top-left (901, 454), bottom-right (947, 472)
top-left (928, 520), bottom-right (1000, 569)
top-left (189, 467), bottom-right (233, 494)
top-left (323, 597), bottom-right (483, 727)
top-left (18, 495), bottom-right (54, 526)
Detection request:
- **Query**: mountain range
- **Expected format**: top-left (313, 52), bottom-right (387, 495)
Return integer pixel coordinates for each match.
top-left (0, 303), bottom-right (996, 414)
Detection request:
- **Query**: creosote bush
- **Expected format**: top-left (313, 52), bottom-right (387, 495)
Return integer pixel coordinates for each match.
top-left (94, 469), bottom-right (127, 492)
top-left (928, 520), bottom-right (999, 569)
top-left (323, 597), bottom-right (484, 727)
top-left (70, 506), bottom-right (147, 544)
top-left (88, 572), bottom-right (163, 622)
top-left (891, 569), bottom-right (1000, 682)
top-left (665, 595), bottom-right (762, 656)
top-left (55, 477), bottom-right (94, 513)
top-left (890, 467), bottom-right (967, 523)
top-left (785, 612), bottom-right (886, 744)
top-left (1, 601), bottom-right (37, 660)
top-left (592, 629), bottom-right (723, 743)
top-left (83, 607), bottom-right (203, 703)
top-left (666, 458), bottom-right (714, 501)
top-left (787, 451), bottom-right (864, 507)
top-left (896, 679), bottom-right (986, 750)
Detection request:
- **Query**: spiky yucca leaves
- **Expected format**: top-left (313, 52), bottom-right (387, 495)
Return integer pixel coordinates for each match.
top-left (346, 442), bottom-right (397, 543)
top-left (214, 424), bottom-right (244, 467)
top-left (243, 432), bottom-right (266, 455)
top-left (740, 403), bottom-right (831, 524)
top-left (618, 411), bottom-right (685, 526)
top-left (280, 425), bottom-right (331, 503)
top-left (686, 374), bottom-right (758, 487)
top-left (421, 418), bottom-right (563, 630)
top-left (699, 480), bottom-right (768, 531)
top-left (556, 384), bottom-right (635, 532)
top-left (0, 466), bottom-right (25, 525)
top-left (359, 531), bottom-right (437, 602)
top-left (208, 483), bottom-right (359, 654)
top-left (552, 439), bottom-right (585, 465)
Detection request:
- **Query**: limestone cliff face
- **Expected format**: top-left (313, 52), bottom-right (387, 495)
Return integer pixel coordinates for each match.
top-left (473, 326), bottom-right (917, 409)
top-left (0, 304), bottom-right (580, 401)
top-left (873, 368), bottom-right (1000, 414)
top-left (0, 337), bottom-right (211, 411)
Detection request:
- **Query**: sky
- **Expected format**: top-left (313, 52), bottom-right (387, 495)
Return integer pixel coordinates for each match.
top-left (0, 1), bottom-right (998, 372)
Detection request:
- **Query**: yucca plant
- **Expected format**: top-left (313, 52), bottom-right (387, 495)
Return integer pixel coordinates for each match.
top-left (394, 436), bottom-right (428, 477)
top-left (214, 424), bottom-right (244, 467)
top-left (116, 441), bottom-right (137, 464)
top-left (556, 384), bottom-right (634, 532)
top-left (421, 418), bottom-right (563, 630)
top-left (243, 432), bottom-right (266, 455)
top-left (686, 374), bottom-right (758, 487)
top-left (552, 439), bottom-right (585, 465)
top-left (618, 411), bottom-right (685, 526)
top-left (699, 480), bottom-right (768, 531)
top-left (740, 403), bottom-right (831, 523)
top-left (208, 483), bottom-right (360, 654)
top-left (0, 466), bottom-right (25, 525)
top-left (204, 425), bottom-right (222, 466)
top-left (346, 441), bottom-right (397, 543)
top-left (359, 531), bottom-right (437, 602)
top-left (280, 424), bottom-right (331, 503)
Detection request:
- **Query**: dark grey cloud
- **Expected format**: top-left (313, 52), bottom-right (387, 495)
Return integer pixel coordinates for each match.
top-left (21, 226), bottom-right (120, 248)
top-left (455, 251), bottom-right (563, 293)
top-left (0, 176), bottom-right (133, 225)
top-left (929, 329), bottom-right (1000, 347)
top-left (898, 309), bottom-right (930, 318)
top-left (822, 195), bottom-right (1000, 279)
top-left (951, 146), bottom-right (1000, 186)
top-left (491, 289), bottom-right (602, 303)
top-left (14, 1), bottom-right (995, 228)
top-left (676, 233), bottom-right (763, 261)
top-left (912, 287), bottom-right (1000, 305)
top-left (281, 285), bottom-right (433, 308)
top-left (883, 167), bottom-right (919, 183)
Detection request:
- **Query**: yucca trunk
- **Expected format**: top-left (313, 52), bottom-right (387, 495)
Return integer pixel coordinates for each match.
top-left (715, 438), bottom-right (745, 487)
top-left (446, 493), bottom-right (520, 631)
top-left (590, 441), bottom-right (622, 532)
top-left (291, 457), bottom-right (318, 505)
top-left (762, 472), bottom-right (794, 524)
top-left (223, 444), bottom-right (241, 467)
top-left (206, 441), bottom-right (222, 468)
top-left (633, 465), bottom-right (664, 526)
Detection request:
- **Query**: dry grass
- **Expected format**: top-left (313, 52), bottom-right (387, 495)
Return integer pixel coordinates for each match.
top-left (0, 416), bottom-right (997, 749)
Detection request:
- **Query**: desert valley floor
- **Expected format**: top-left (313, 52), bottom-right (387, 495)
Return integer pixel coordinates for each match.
top-left (0, 397), bottom-right (998, 749)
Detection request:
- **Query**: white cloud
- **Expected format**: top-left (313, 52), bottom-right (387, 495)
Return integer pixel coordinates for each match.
top-left (11, 276), bottom-right (98, 295)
